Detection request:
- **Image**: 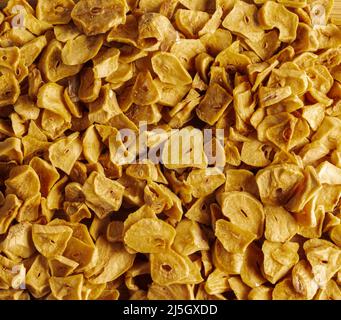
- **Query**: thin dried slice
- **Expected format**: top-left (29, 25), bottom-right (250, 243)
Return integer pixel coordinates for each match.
top-left (49, 274), bottom-right (84, 300)
top-left (173, 219), bottom-right (209, 255)
top-left (37, 0), bottom-right (75, 24)
top-left (25, 255), bottom-right (50, 298)
top-left (258, 1), bottom-right (299, 42)
top-left (218, 191), bottom-right (264, 239)
top-left (48, 132), bottom-right (82, 175)
top-left (71, 0), bottom-right (127, 36)
top-left (256, 164), bottom-right (304, 206)
top-left (1, 221), bottom-right (35, 259)
top-left (48, 255), bottom-right (79, 277)
top-left (32, 224), bottom-right (73, 258)
top-left (187, 168), bottom-right (225, 198)
top-left (93, 47), bottom-right (120, 79)
top-left (0, 72), bottom-right (20, 107)
top-left (248, 286), bottom-right (273, 300)
top-left (87, 237), bottom-right (135, 284)
top-left (262, 240), bottom-right (299, 284)
top-left (39, 40), bottom-right (82, 83)
top-left (291, 260), bottom-right (319, 300)
top-left (124, 218), bottom-right (176, 253)
top-left (213, 240), bottom-right (244, 275)
top-left (205, 269), bottom-right (230, 295)
top-left (5, 165), bottom-right (40, 201)
top-left (222, 1), bottom-right (264, 42)
top-left (150, 249), bottom-right (189, 286)
top-left (132, 71), bottom-right (160, 106)
top-left (175, 9), bottom-right (210, 38)
top-left (304, 239), bottom-right (341, 287)
top-left (272, 278), bottom-right (305, 300)
top-left (315, 279), bottom-right (341, 300)
top-left (152, 52), bottom-right (192, 86)
top-left (215, 219), bottom-right (256, 254)
top-left (137, 13), bottom-right (178, 52)
top-left (37, 83), bottom-right (71, 122)
top-left (196, 83), bottom-right (232, 126)
top-left (62, 34), bottom-right (104, 66)
top-left (29, 157), bottom-right (60, 197)
top-left (264, 206), bottom-right (298, 242)
top-left (241, 243), bottom-right (267, 288)
top-left (83, 171), bottom-right (125, 219)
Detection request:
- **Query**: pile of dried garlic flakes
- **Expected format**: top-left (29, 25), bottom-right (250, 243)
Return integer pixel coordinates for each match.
top-left (0, 0), bottom-right (341, 300)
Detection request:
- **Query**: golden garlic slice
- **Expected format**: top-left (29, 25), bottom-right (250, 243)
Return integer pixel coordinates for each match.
top-left (218, 191), bottom-right (265, 239)
top-left (71, 0), bottom-right (127, 36)
top-left (48, 132), bottom-right (82, 175)
top-left (32, 223), bottom-right (73, 258)
top-left (124, 218), bottom-right (176, 253)
top-left (152, 52), bottom-right (192, 86)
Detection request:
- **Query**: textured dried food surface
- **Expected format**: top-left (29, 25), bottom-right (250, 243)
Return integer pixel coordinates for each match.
top-left (0, 0), bottom-right (340, 301)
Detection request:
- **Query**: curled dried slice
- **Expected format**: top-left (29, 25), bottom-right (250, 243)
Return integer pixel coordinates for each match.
top-left (26, 255), bottom-right (50, 298)
top-left (1, 222), bottom-right (35, 259)
top-left (241, 243), bottom-right (267, 288)
top-left (93, 47), bottom-right (120, 79)
top-left (83, 171), bottom-right (125, 219)
top-left (315, 280), bottom-right (341, 300)
top-left (175, 9), bottom-right (210, 38)
top-left (82, 125), bottom-right (103, 164)
top-left (272, 278), bottom-right (305, 300)
top-left (137, 13), bottom-right (178, 52)
top-left (291, 260), bottom-right (318, 300)
top-left (132, 71), bottom-right (160, 106)
top-left (71, 0), bottom-right (127, 36)
top-left (264, 205), bottom-right (298, 242)
top-left (173, 219), bottom-right (209, 255)
top-left (49, 274), bottom-right (84, 300)
top-left (215, 219), bottom-right (256, 254)
top-left (222, 1), bottom-right (264, 42)
top-left (152, 52), bottom-right (192, 86)
top-left (37, 83), bottom-right (71, 122)
top-left (205, 269), bottom-right (230, 295)
top-left (224, 169), bottom-right (259, 197)
top-left (258, 1), bottom-right (299, 42)
top-left (241, 140), bottom-right (273, 168)
top-left (196, 83), bottom-right (232, 126)
top-left (228, 277), bottom-right (251, 300)
top-left (248, 286), bottom-right (273, 300)
top-left (218, 191), bottom-right (264, 239)
top-left (256, 164), bottom-right (304, 206)
top-left (258, 86), bottom-right (292, 108)
top-left (262, 240), bottom-right (299, 284)
top-left (215, 41), bottom-right (251, 70)
top-left (48, 132), bottom-right (82, 175)
top-left (245, 30), bottom-right (280, 61)
top-left (0, 72), bottom-right (20, 107)
top-left (37, 0), bottom-right (75, 24)
top-left (148, 283), bottom-right (193, 300)
top-left (62, 35), bottom-right (104, 66)
top-left (304, 239), bottom-right (341, 287)
top-left (124, 218), bottom-right (176, 253)
top-left (213, 240), bottom-right (244, 275)
top-left (87, 237), bottom-right (134, 284)
top-left (186, 168), bottom-right (225, 198)
top-left (0, 47), bottom-right (20, 71)
top-left (48, 255), bottom-right (79, 277)
top-left (32, 224), bottom-right (73, 258)
top-left (162, 126), bottom-right (208, 170)
top-left (38, 40), bottom-right (82, 83)
top-left (5, 165), bottom-right (40, 201)
top-left (150, 249), bottom-right (189, 286)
